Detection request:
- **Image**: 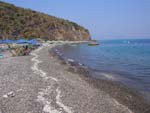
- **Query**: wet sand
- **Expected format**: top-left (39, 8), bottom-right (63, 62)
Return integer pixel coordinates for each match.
top-left (0, 42), bottom-right (149, 113)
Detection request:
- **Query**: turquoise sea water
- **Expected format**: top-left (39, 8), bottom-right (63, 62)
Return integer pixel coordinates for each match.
top-left (56, 39), bottom-right (150, 98)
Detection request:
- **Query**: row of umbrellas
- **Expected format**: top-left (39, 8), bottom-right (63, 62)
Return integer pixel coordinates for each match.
top-left (0, 39), bottom-right (40, 46)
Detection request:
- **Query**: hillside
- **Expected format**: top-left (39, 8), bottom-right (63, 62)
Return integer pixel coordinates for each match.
top-left (0, 1), bottom-right (91, 41)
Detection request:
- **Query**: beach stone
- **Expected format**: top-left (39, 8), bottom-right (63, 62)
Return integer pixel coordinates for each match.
top-left (7, 91), bottom-right (15, 97)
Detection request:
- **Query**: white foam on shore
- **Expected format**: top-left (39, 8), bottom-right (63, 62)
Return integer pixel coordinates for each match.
top-left (101, 73), bottom-right (115, 80)
top-left (31, 44), bottom-right (73, 113)
top-left (113, 99), bottom-right (133, 113)
top-left (67, 58), bottom-right (74, 62)
top-left (78, 63), bottom-right (83, 66)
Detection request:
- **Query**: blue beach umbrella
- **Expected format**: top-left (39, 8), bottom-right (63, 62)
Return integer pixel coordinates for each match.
top-left (16, 39), bottom-right (29, 44)
top-left (29, 39), bottom-right (41, 46)
top-left (3, 39), bottom-right (15, 44)
top-left (0, 40), bottom-right (4, 44)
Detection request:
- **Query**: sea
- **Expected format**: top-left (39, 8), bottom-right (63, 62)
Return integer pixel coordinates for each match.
top-left (55, 39), bottom-right (150, 99)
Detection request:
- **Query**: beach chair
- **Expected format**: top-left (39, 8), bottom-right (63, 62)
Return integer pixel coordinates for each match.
top-left (0, 54), bottom-right (4, 59)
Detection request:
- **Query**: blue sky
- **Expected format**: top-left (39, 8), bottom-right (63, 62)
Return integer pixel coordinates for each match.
top-left (3, 0), bottom-right (150, 39)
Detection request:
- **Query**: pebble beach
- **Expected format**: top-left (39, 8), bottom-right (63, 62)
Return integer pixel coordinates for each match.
top-left (0, 42), bottom-right (149, 113)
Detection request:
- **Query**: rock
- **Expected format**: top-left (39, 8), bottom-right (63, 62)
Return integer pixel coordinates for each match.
top-left (7, 91), bottom-right (15, 97)
top-left (3, 91), bottom-right (15, 98)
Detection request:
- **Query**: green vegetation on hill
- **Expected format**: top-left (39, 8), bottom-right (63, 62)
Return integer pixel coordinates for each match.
top-left (0, 1), bottom-right (91, 41)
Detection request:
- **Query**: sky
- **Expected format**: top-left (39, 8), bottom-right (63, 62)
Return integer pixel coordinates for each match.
top-left (2, 0), bottom-right (150, 39)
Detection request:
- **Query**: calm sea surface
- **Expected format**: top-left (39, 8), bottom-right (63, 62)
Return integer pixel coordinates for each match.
top-left (56, 39), bottom-right (150, 98)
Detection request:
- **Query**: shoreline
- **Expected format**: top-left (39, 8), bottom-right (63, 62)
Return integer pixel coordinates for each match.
top-left (0, 42), bottom-right (149, 113)
top-left (50, 42), bottom-right (150, 113)
top-left (34, 42), bottom-right (134, 113)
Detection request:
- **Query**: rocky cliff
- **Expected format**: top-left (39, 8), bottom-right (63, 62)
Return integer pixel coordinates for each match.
top-left (0, 1), bottom-right (91, 41)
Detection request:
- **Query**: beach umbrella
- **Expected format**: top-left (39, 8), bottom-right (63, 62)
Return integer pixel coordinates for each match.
top-left (16, 39), bottom-right (29, 44)
top-left (29, 39), bottom-right (41, 46)
top-left (0, 40), bottom-right (4, 44)
top-left (3, 39), bottom-right (15, 44)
